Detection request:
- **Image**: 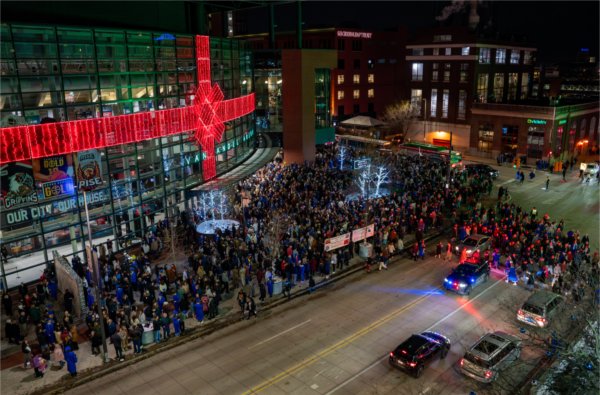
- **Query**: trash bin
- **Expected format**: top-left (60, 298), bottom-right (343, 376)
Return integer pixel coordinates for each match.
top-left (359, 242), bottom-right (373, 258)
top-left (273, 277), bottom-right (283, 295)
top-left (142, 323), bottom-right (154, 345)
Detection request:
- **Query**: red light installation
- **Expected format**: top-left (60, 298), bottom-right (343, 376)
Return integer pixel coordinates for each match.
top-left (0, 35), bottom-right (255, 181)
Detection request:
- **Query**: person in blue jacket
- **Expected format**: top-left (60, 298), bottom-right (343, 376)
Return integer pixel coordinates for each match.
top-left (193, 296), bottom-right (204, 322)
top-left (65, 346), bottom-right (77, 377)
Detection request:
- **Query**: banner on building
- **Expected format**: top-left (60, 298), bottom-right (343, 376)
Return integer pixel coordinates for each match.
top-left (351, 223), bottom-right (375, 243)
top-left (33, 155), bottom-right (75, 199)
top-left (0, 160), bottom-right (38, 210)
top-left (324, 232), bottom-right (351, 252)
top-left (76, 149), bottom-right (103, 191)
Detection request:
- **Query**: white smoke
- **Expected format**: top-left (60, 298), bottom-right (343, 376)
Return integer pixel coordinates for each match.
top-left (436, 0), bottom-right (467, 22)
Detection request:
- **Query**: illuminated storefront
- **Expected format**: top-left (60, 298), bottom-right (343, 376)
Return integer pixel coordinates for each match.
top-left (0, 24), bottom-right (256, 287)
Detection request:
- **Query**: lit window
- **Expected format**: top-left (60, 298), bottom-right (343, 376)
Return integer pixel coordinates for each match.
top-left (353, 89), bottom-right (360, 99)
top-left (432, 71), bottom-right (439, 81)
top-left (493, 73), bottom-right (505, 102)
top-left (510, 50), bottom-right (521, 64)
top-left (477, 74), bottom-right (488, 103)
top-left (520, 73), bottom-right (529, 99)
top-left (433, 48), bottom-right (439, 56)
top-left (337, 75), bottom-right (345, 84)
top-left (412, 48), bottom-right (424, 56)
top-left (411, 89), bottom-right (423, 115)
top-left (445, 48), bottom-right (452, 56)
top-left (460, 63), bottom-right (469, 82)
top-left (368, 88), bottom-right (374, 98)
top-left (353, 74), bottom-right (360, 84)
top-left (462, 47), bottom-right (470, 56)
top-left (458, 90), bottom-right (466, 120)
top-left (479, 48), bottom-right (490, 64)
top-left (337, 90), bottom-right (345, 100)
top-left (368, 74), bottom-right (374, 83)
top-left (411, 63), bottom-right (423, 81)
top-left (495, 49), bottom-right (506, 64)
top-left (433, 63), bottom-right (439, 70)
top-left (433, 35), bottom-right (452, 42)
top-left (430, 89), bottom-right (437, 118)
top-left (443, 71), bottom-right (450, 82)
top-left (442, 89), bottom-right (449, 118)
top-left (523, 51), bottom-right (532, 65)
top-left (508, 73), bottom-right (518, 100)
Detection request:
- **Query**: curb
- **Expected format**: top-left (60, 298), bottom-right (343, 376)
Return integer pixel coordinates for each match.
top-left (28, 231), bottom-right (444, 395)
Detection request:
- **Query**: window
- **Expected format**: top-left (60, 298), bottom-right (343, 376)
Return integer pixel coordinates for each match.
top-left (353, 59), bottom-right (361, 69)
top-left (523, 51), bottom-right (532, 65)
top-left (460, 63), bottom-right (469, 82)
top-left (520, 73), bottom-right (529, 99)
top-left (338, 59), bottom-right (345, 69)
top-left (477, 74), bottom-right (488, 102)
top-left (411, 89), bottom-right (423, 115)
top-left (478, 124), bottom-right (494, 153)
top-left (458, 90), bottom-right (466, 120)
top-left (442, 89), bottom-right (449, 118)
top-left (337, 39), bottom-right (345, 51)
top-left (353, 104), bottom-right (359, 113)
top-left (493, 73), bottom-right (505, 102)
top-left (445, 48), bottom-right (452, 56)
top-left (508, 73), bottom-right (518, 100)
top-left (353, 74), bottom-right (360, 84)
top-left (433, 63), bottom-right (439, 70)
top-left (443, 71), bottom-right (450, 82)
top-left (412, 63), bottom-right (423, 81)
top-left (337, 74), bottom-right (345, 84)
top-left (495, 49), bottom-right (506, 64)
top-left (337, 90), bottom-right (344, 100)
top-left (433, 34), bottom-right (452, 42)
top-left (462, 47), bottom-right (470, 56)
top-left (412, 48), bottom-right (424, 56)
top-left (351, 40), bottom-right (362, 51)
top-left (510, 50), bottom-right (521, 64)
top-left (353, 89), bottom-right (360, 99)
top-left (430, 89), bottom-right (438, 117)
top-left (432, 71), bottom-right (439, 81)
top-left (479, 48), bottom-right (491, 64)
top-left (367, 74), bottom-right (374, 83)
top-left (433, 48), bottom-right (440, 56)
top-left (367, 88), bottom-right (374, 98)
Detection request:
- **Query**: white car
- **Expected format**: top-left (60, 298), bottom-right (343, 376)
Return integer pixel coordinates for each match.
top-left (580, 162), bottom-right (599, 176)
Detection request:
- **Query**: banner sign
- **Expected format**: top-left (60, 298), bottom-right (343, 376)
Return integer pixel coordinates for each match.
top-left (76, 150), bottom-right (103, 191)
top-left (351, 224), bottom-right (375, 242)
top-left (33, 155), bottom-right (75, 199)
top-left (0, 161), bottom-right (38, 210)
top-left (324, 232), bottom-right (351, 252)
top-left (353, 157), bottom-right (371, 170)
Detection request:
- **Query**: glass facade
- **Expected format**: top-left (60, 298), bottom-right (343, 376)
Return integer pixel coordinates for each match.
top-left (0, 24), bottom-right (256, 287)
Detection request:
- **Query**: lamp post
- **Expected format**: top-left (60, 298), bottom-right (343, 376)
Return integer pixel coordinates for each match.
top-left (445, 131), bottom-right (453, 196)
top-left (422, 98), bottom-right (428, 139)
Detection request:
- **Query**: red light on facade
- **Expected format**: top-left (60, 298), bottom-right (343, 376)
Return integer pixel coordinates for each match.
top-left (0, 35), bottom-right (255, 182)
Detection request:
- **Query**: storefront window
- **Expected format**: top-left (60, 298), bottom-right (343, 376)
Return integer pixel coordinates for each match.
top-left (478, 124), bottom-right (494, 153)
top-left (501, 125), bottom-right (518, 154)
top-left (527, 126), bottom-right (544, 158)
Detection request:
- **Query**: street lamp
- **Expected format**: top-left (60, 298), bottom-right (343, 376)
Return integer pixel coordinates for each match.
top-left (445, 131), bottom-right (453, 196)
top-left (422, 98), bottom-right (428, 139)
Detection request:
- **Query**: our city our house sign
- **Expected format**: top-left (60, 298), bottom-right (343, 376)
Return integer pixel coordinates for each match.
top-left (0, 35), bottom-right (255, 181)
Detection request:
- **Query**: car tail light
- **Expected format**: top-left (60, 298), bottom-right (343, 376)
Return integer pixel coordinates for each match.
top-left (390, 352), bottom-right (394, 357)
top-left (460, 358), bottom-right (464, 367)
top-left (485, 370), bottom-right (493, 379)
top-left (408, 362), bottom-right (417, 368)
top-left (536, 317), bottom-right (547, 326)
top-left (518, 309), bottom-right (524, 316)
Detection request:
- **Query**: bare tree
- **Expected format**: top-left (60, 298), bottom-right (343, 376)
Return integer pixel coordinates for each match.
top-left (381, 100), bottom-right (419, 143)
top-left (372, 165), bottom-right (391, 197)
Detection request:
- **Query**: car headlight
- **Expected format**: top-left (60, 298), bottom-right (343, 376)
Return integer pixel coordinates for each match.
top-left (455, 246), bottom-right (459, 251)
top-left (459, 283), bottom-right (467, 288)
top-left (466, 249), bottom-right (472, 254)
top-left (444, 278), bottom-right (450, 284)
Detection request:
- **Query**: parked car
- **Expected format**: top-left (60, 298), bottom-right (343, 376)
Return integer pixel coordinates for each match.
top-left (459, 332), bottom-right (522, 383)
top-left (454, 234), bottom-right (491, 257)
top-left (580, 162), bottom-right (599, 176)
top-left (465, 164), bottom-right (499, 179)
top-left (444, 260), bottom-right (490, 295)
top-left (389, 331), bottom-right (451, 378)
top-left (517, 291), bottom-right (564, 328)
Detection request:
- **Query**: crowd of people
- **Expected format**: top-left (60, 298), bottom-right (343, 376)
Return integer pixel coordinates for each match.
top-left (2, 143), bottom-right (597, 382)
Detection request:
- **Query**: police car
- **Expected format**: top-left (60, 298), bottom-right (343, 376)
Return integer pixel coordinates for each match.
top-left (444, 260), bottom-right (490, 295)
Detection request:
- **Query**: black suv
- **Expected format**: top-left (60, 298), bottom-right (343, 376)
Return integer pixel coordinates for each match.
top-left (389, 331), bottom-right (451, 378)
top-left (444, 260), bottom-right (490, 295)
top-left (465, 164), bottom-right (499, 179)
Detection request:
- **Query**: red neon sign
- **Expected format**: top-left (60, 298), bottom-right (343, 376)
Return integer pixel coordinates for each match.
top-left (0, 35), bottom-right (255, 180)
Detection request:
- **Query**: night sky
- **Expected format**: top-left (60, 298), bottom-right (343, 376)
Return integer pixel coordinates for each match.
top-left (243, 0), bottom-right (599, 63)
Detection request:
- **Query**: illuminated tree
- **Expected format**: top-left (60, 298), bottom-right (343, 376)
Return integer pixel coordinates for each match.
top-left (355, 165), bottom-right (372, 199)
top-left (372, 165), bottom-right (390, 197)
top-left (338, 144), bottom-right (348, 170)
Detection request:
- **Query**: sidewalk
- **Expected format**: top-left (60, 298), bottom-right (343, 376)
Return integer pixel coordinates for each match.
top-left (1, 229), bottom-right (441, 395)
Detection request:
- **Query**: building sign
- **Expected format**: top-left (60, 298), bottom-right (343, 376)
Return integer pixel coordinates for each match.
top-left (75, 150), bottom-right (103, 191)
top-left (351, 224), bottom-right (375, 243)
top-left (558, 119), bottom-right (567, 125)
top-left (0, 161), bottom-right (38, 209)
top-left (353, 157), bottom-right (371, 170)
top-left (527, 119), bottom-right (547, 125)
top-left (324, 232), bottom-right (351, 252)
top-left (33, 155), bottom-right (75, 199)
top-left (337, 31), bottom-right (373, 39)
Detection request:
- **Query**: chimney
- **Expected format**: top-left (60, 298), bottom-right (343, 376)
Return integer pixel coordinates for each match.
top-left (469, 0), bottom-right (480, 30)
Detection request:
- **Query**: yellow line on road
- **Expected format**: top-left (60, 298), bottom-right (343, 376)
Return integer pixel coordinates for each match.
top-left (241, 287), bottom-right (441, 394)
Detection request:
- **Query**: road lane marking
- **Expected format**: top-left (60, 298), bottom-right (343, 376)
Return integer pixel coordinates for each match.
top-left (241, 288), bottom-right (441, 394)
top-left (500, 179), bottom-right (516, 186)
top-left (324, 274), bottom-right (508, 395)
top-left (248, 319), bottom-right (312, 350)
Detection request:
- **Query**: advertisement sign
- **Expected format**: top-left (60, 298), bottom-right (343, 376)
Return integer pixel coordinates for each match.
top-left (33, 155), bottom-right (75, 199)
top-left (0, 161), bottom-right (38, 210)
top-left (75, 150), bottom-right (103, 191)
top-left (324, 232), bottom-right (351, 252)
top-left (353, 157), bottom-right (371, 170)
top-left (351, 224), bottom-right (375, 243)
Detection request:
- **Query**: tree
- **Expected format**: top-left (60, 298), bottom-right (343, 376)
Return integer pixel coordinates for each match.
top-left (372, 165), bottom-right (390, 197)
top-left (355, 165), bottom-right (372, 199)
top-left (338, 144), bottom-right (348, 171)
top-left (381, 100), bottom-right (419, 143)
